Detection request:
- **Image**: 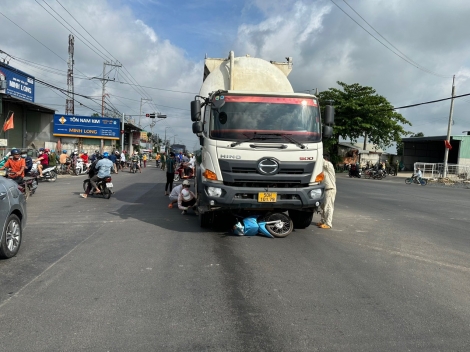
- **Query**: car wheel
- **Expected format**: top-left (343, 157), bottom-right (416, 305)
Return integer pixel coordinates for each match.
top-left (0, 214), bottom-right (22, 259)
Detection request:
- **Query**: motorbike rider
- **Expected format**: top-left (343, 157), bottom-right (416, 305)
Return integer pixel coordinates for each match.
top-left (21, 150), bottom-right (33, 175)
top-left (131, 152), bottom-right (142, 173)
top-left (80, 152), bottom-right (113, 198)
top-left (413, 167), bottom-right (423, 184)
top-left (0, 149), bottom-right (25, 184)
top-left (36, 148), bottom-right (49, 178)
top-left (81, 151), bottom-right (89, 164)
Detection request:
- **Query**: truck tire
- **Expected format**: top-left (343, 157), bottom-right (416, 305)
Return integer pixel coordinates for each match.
top-left (199, 211), bottom-right (213, 228)
top-left (288, 210), bottom-right (313, 229)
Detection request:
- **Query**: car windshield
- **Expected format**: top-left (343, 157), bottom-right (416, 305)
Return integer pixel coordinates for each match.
top-left (209, 96), bottom-right (321, 143)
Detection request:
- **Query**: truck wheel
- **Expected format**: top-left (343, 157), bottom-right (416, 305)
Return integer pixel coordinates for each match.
top-left (288, 210), bottom-right (313, 229)
top-left (264, 212), bottom-right (293, 238)
top-left (199, 211), bottom-right (213, 228)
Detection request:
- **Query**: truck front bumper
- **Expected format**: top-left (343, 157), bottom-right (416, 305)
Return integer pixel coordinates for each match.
top-left (198, 181), bottom-right (324, 211)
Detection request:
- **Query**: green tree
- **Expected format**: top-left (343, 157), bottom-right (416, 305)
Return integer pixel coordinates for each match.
top-left (91, 113), bottom-right (100, 117)
top-left (318, 82), bottom-right (412, 155)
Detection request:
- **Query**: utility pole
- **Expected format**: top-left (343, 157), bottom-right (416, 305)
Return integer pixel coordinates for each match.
top-left (139, 98), bottom-right (152, 126)
top-left (65, 34), bottom-right (74, 115)
top-left (443, 75), bottom-right (455, 178)
top-left (101, 61), bottom-right (122, 117)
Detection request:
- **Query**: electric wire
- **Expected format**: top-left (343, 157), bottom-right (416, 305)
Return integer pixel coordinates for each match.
top-left (330, 0), bottom-right (452, 78)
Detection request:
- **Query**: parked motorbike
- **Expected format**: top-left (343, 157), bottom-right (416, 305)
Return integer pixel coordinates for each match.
top-left (174, 162), bottom-right (194, 181)
top-left (405, 176), bottom-right (427, 186)
top-left (364, 168), bottom-right (383, 180)
top-left (75, 158), bottom-right (90, 175)
top-left (29, 162), bottom-right (57, 182)
top-left (83, 176), bottom-right (114, 199)
top-left (348, 166), bottom-right (362, 178)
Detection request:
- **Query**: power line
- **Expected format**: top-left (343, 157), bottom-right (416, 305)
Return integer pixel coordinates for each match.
top-left (391, 92), bottom-right (470, 110)
top-left (330, 0), bottom-right (452, 78)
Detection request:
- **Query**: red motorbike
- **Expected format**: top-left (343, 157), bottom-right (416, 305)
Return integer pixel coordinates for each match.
top-left (174, 162), bottom-right (194, 181)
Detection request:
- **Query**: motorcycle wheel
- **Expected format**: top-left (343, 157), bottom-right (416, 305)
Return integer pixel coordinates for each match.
top-left (420, 179), bottom-right (427, 186)
top-left (83, 179), bottom-right (90, 192)
top-left (48, 171), bottom-right (57, 182)
top-left (364, 172), bottom-right (371, 179)
top-left (405, 178), bottom-right (412, 185)
top-left (174, 174), bottom-right (180, 182)
top-left (103, 187), bottom-right (112, 199)
top-left (263, 212), bottom-right (293, 238)
top-left (23, 185), bottom-right (30, 201)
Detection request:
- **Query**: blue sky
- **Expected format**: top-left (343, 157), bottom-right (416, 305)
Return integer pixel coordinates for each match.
top-left (1, 0), bottom-right (470, 152)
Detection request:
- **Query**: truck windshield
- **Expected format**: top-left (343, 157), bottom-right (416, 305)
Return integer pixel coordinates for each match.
top-left (210, 96), bottom-right (321, 142)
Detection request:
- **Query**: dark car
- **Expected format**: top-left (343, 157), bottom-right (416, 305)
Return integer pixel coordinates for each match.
top-left (0, 176), bottom-right (27, 259)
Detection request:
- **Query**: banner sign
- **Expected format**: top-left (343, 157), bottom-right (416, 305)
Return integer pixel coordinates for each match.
top-left (140, 131), bottom-right (148, 141)
top-left (53, 114), bottom-right (120, 140)
top-left (0, 63), bottom-right (35, 102)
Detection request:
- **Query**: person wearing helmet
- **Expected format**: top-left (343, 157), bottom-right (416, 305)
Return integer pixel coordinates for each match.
top-left (168, 179), bottom-right (190, 209)
top-left (89, 150), bottom-right (100, 163)
top-left (130, 151), bottom-right (142, 173)
top-left (177, 181), bottom-right (197, 215)
top-left (413, 167), bottom-right (423, 184)
top-left (81, 151), bottom-right (89, 164)
top-left (80, 152), bottom-right (113, 198)
top-left (0, 149), bottom-right (26, 183)
top-left (48, 148), bottom-right (58, 168)
top-left (21, 150), bottom-right (33, 175)
top-left (35, 148), bottom-right (49, 177)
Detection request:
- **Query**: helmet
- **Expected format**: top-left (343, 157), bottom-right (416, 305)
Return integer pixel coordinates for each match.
top-left (73, 151), bottom-right (78, 155)
top-left (95, 150), bottom-right (99, 154)
top-left (63, 150), bottom-right (67, 154)
top-left (84, 151), bottom-right (88, 154)
top-left (103, 152), bottom-right (109, 158)
top-left (44, 148), bottom-right (50, 153)
top-left (11, 148), bottom-right (20, 155)
top-left (182, 180), bottom-right (190, 186)
top-left (134, 151), bottom-right (138, 155)
top-left (39, 148), bottom-right (45, 152)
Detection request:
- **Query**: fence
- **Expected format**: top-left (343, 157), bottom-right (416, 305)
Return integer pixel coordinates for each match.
top-left (413, 162), bottom-right (470, 181)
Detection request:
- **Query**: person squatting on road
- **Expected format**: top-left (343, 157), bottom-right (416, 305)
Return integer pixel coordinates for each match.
top-left (80, 152), bottom-right (113, 199)
top-left (178, 184), bottom-right (197, 215)
top-left (318, 154), bottom-right (336, 229)
top-left (168, 179), bottom-right (190, 208)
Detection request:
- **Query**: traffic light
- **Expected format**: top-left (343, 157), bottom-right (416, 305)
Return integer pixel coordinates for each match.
top-left (145, 113), bottom-right (150, 117)
top-left (149, 113), bottom-right (156, 118)
top-left (157, 114), bottom-right (167, 119)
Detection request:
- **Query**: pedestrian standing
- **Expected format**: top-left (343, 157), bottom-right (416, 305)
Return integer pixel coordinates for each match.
top-left (317, 154), bottom-right (336, 229)
top-left (165, 152), bottom-right (176, 195)
top-left (143, 153), bottom-right (147, 168)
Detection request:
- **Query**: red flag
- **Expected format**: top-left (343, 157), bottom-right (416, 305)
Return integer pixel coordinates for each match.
top-left (444, 140), bottom-right (452, 150)
top-left (3, 112), bottom-right (14, 132)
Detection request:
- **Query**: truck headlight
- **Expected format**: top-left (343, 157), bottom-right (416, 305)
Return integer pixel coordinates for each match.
top-left (309, 189), bottom-right (322, 199)
top-left (207, 187), bottom-right (222, 197)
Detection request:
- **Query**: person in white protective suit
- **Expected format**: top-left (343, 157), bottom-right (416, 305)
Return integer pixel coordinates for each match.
top-left (317, 154), bottom-right (336, 229)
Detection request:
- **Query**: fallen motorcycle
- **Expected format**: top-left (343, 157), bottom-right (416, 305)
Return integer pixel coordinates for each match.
top-left (233, 212), bottom-right (293, 238)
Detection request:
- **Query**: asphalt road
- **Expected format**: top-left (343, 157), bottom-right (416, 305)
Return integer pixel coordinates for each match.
top-left (0, 166), bottom-right (469, 351)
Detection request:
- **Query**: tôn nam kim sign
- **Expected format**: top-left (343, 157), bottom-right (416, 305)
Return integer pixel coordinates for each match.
top-left (53, 114), bottom-right (120, 140)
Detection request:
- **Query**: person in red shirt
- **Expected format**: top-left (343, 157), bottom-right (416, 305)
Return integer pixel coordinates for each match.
top-left (36, 148), bottom-right (49, 177)
top-left (81, 151), bottom-right (89, 164)
top-left (0, 149), bottom-right (26, 183)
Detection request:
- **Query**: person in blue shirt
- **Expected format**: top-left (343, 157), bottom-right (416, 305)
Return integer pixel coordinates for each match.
top-left (80, 152), bottom-right (114, 198)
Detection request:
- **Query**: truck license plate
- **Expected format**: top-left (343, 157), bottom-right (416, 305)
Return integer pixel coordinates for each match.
top-left (258, 192), bottom-right (277, 202)
top-left (106, 182), bottom-right (113, 188)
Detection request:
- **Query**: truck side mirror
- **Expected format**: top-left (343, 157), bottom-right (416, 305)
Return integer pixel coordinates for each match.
top-left (192, 121), bottom-right (203, 134)
top-left (324, 105), bottom-right (334, 125)
top-left (191, 100), bottom-right (201, 121)
top-left (323, 125), bottom-right (333, 139)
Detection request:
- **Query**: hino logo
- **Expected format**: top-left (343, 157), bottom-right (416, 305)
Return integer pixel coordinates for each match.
top-left (220, 155), bottom-right (241, 159)
top-left (257, 158), bottom-right (279, 175)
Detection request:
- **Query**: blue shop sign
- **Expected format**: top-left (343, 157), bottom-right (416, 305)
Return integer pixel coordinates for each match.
top-left (53, 114), bottom-right (120, 140)
top-left (0, 63), bottom-right (35, 102)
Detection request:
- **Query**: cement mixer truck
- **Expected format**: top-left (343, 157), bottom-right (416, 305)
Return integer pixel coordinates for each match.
top-left (190, 51), bottom-right (334, 234)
